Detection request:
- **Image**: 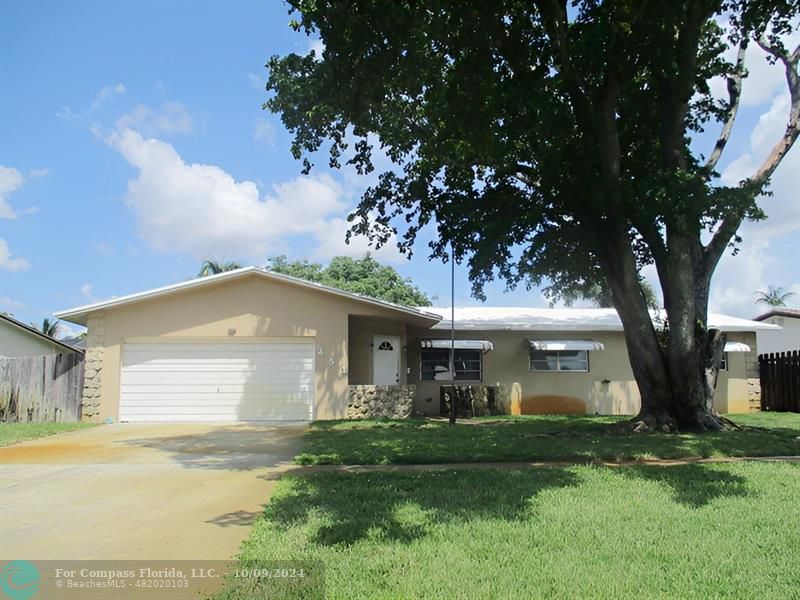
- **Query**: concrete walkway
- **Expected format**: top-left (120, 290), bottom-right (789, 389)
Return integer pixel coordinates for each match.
top-left (0, 423), bottom-right (305, 560)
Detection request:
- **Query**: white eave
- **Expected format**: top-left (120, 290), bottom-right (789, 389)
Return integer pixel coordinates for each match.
top-left (54, 267), bottom-right (443, 326)
top-left (421, 307), bottom-right (779, 333)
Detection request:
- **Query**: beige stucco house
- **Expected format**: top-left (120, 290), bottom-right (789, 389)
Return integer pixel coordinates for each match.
top-left (753, 308), bottom-right (800, 354)
top-left (55, 267), bottom-right (775, 422)
top-left (0, 314), bottom-right (83, 358)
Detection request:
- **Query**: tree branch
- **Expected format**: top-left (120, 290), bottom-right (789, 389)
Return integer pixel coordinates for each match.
top-left (705, 42), bottom-right (747, 171)
top-left (749, 37), bottom-right (800, 184)
top-left (703, 37), bottom-right (800, 275)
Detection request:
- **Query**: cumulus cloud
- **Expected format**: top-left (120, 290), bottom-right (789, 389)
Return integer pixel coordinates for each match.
top-left (312, 217), bottom-right (405, 264)
top-left (80, 283), bottom-right (97, 303)
top-left (0, 295), bottom-right (25, 311)
top-left (105, 128), bottom-right (404, 262)
top-left (247, 72), bottom-right (264, 90)
top-left (0, 165), bottom-right (23, 219)
top-left (253, 117), bottom-right (276, 144)
top-left (709, 90), bottom-right (800, 317)
top-left (0, 239), bottom-right (31, 271)
top-left (116, 102), bottom-right (194, 137)
top-left (91, 83), bottom-right (126, 111)
top-left (708, 25), bottom-right (799, 107)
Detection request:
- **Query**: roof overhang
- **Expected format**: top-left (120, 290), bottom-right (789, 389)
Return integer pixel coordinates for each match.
top-left (420, 339), bottom-right (494, 351)
top-left (0, 314), bottom-right (84, 354)
top-left (54, 267), bottom-right (443, 327)
top-left (529, 339), bottom-right (605, 351)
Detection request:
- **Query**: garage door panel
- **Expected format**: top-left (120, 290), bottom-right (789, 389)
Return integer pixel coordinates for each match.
top-left (120, 341), bottom-right (315, 422)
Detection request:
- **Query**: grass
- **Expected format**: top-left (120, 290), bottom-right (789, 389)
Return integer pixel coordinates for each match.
top-left (214, 461), bottom-right (800, 599)
top-left (0, 422), bottom-right (95, 446)
top-left (294, 412), bottom-right (800, 465)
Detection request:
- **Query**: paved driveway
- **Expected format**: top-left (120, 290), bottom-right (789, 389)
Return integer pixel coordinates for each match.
top-left (0, 423), bottom-right (305, 560)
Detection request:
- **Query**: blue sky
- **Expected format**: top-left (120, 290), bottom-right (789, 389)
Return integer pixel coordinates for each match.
top-left (1, 1), bottom-right (798, 338)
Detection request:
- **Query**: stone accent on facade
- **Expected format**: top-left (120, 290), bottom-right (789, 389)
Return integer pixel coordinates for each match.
top-left (346, 385), bottom-right (415, 419)
top-left (747, 378), bottom-right (762, 412)
top-left (81, 312), bottom-right (105, 422)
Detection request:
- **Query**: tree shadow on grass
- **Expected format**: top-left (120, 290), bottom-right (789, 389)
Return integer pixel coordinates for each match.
top-left (263, 468), bottom-right (581, 546)
top-left (618, 463), bottom-right (752, 508)
top-left (297, 417), bottom-right (800, 465)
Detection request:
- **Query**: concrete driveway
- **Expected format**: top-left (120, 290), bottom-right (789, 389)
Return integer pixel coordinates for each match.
top-left (0, 423), bottom-right (305, 560)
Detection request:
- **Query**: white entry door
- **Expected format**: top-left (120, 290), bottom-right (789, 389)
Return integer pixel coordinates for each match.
top-left (120, 340), bottom-right (315, 422)
top-left (373, 335), bottom-right (400, 385)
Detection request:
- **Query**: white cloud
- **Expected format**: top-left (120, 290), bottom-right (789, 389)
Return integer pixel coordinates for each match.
top-left (95, 242), bottom-right (114, 256)
top-left (708, 25), bottom-right (798, 108)
top-left (0, 296), bottom-right (25, 311)
top-left (116, 102), bottom-right (194, 137)
top-left (56, 321), bottom-right (86, 340)
top-left (28, 167), bottom-right (50, 178)
top-left (107, 128), bottom-right (355, 259)
top-left (312, 217), bottom-right (405, 264)
top-left (0, 239), bottom-right (31, 272)
top-left (254, 118), bottom-right (276, 145)
top-left (91, 82), bottom-right (126, 111)
top-left (308, 38), bottom-right (325, 57)
top-left (247, 72), bottom-right (264, 90)
top-left (80, 283), bottom-right (97, 303)
top-left (0, 165), bottom-right (23, 219)
top-left (709, 90), bottom-right (800, 317)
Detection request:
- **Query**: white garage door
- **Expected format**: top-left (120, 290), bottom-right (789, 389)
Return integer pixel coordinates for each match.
top-left (120, 341), bottom-right (315, 422)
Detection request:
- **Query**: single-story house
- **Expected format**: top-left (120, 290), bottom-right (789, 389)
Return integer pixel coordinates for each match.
top-left (54, 267), bottom-right (776, 422)
top-left (0, 313), bottom-right (83, 358)
top-left (753, 308), bottom-right (800, 354)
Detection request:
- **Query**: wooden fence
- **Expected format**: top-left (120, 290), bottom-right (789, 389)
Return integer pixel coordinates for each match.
top-left (759, 351), bottom-right (800, 412)
top-left (0, 353), bottom-right (85, 422)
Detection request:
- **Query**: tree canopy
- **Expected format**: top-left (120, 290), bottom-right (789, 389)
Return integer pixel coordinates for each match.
top-left (198, 259), bottom-right (243, 277)
top-left (265, 0), bottom-right (798, 430)
top-left (266, 254), bottom-right (432, 306)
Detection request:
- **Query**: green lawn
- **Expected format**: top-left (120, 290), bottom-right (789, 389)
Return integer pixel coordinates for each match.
top-left (215, 462), bottom-right (800, 599)
top-left (0, 422), bottom-right (95, 446)
top-left (294, 413), bottom-right (800, 465)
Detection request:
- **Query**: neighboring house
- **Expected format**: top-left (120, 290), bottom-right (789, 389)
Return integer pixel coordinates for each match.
top-left (0, 313), bottom-right (83, 358)
top-left (753, 309), bottom-right (799, 354)
top-left (54, 267), bottom-right (776, 423)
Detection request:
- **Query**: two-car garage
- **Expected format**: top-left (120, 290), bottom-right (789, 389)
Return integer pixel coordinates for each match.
top-left (119, 340), bottom-right (315, 422)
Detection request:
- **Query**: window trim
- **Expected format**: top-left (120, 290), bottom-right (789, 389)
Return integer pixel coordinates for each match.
top-left (420, 347), bottom-right (484, 383)
top-left (528, 349), bottom-right (591, 373)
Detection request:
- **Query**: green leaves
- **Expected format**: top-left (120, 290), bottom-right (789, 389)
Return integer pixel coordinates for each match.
top-left (266, 254), bottom-right (432, 306)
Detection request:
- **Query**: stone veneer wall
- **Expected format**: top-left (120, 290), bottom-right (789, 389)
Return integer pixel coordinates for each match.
top-left (81, 312), bottom-right (105, 422)
top-left (744, 344), bottom-right (762, 412)
top-left (346, 385), bottom-right (415, 419)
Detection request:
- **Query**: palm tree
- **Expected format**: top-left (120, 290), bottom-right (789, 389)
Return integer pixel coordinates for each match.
top-left (755, 286), bottom-right (795, 307)
top-left (198, 259), bottom-right (242, 277)
top-left (33, 317), bottom-right (61, 338)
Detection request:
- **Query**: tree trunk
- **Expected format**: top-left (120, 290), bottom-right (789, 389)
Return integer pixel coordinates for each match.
top-left (597, 226), bottom-right (734, 432)
top-left (596, 230), bottom-right (676, 431)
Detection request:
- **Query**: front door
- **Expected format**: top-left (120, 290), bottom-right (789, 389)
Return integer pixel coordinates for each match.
top-left (373, 335), bottom-right (400, 385)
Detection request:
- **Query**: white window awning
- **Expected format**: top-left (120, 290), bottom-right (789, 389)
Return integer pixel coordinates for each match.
top-left (528, 339), bottom-right (605, 351)
top-left (724, 341), bottom-right (751, 353)
top-left (420, 339), bottom-right (494, 351)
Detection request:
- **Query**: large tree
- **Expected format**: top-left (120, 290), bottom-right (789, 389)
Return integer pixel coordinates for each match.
top-left (265, 1), bottom-right (798, 431)
top-left (267, 254), bottom-right (432, 306)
